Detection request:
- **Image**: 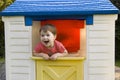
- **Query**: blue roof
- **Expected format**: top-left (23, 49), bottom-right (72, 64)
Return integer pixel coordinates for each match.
top-left (0, 0), bottom-right (119, 16)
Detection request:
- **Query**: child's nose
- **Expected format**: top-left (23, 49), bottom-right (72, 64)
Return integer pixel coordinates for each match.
top-left (44, 36), bottom-right (48, 39)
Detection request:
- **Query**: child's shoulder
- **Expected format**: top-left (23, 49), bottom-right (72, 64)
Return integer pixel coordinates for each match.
top-left (55, 40), bottom-right (62, 44)
top-left (54, 40), bottom-right (64, 46)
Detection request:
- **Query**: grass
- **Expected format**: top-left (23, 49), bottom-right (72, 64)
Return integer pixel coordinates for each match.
top-left (0, 57), bottom-right (5, 63)
top-left (115, 59), bottom-right (120, 67)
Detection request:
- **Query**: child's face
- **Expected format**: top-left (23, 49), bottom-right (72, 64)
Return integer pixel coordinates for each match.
top-left (40, 30), bottom-right (56, 48)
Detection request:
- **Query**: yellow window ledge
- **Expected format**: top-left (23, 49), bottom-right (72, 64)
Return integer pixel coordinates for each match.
top-left (32, 56), bottom-right (85, 61)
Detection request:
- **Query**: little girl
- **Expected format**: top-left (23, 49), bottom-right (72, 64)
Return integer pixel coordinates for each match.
top-left (33, 24), bottom-right (68, 60)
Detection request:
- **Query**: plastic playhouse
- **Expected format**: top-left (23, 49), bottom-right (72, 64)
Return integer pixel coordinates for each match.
top-left (0, 0), bottom-right (119, 80)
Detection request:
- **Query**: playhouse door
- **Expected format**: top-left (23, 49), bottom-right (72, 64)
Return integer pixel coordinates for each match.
top-left (35, 57), bottom-right (84, 80)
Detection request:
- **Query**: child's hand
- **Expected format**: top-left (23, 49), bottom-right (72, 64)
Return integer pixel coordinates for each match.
top-left (42, 54), bottom-right (50, 60)
top-left (33, 52), bottom-right (49, 60)
top-left (50, 53), bottom-right (62, 60)
top-left (39, 53), bottom-right (49, 60)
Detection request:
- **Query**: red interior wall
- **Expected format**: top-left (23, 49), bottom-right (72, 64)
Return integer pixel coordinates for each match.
top-left (41, 20), bottom-right (84, 53)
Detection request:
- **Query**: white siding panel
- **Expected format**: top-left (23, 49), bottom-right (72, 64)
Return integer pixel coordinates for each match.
top-left (10, 53), bottom-right (31, 59)
top-left (86, 15), bottom-right (117, 80)
top-left (94, 14), bottom-right (117, 21)
top-left (10, 39), bottom-right (29, 45)
top-left (11, 60), bottom-right (31, 67)
top-left (3, 16), bottom-right (35, 80)
top-left (10, 46), bottom-right (30, 53)
top-left (89, 24), bottom-right (109, 31)
top-left (9, 22), bottom-right (24, 26)
top-left (89, 75), bottom-right (111, 80)
top-left (11, 67), bottom-right (30, 73)
top-left (89, 38), bottom-right (110, 45)
top-left (89, 31), bottom-right (109, 38)
top-left (89, 53), bottom-right (110, 59)
top-left (89, 67), bottom-right (110, 74)
top-left (9, 24), bottom-right (29, 31)
top-left (10, 32), bottom-right (29, 38)
top-left (88, 46), bottom-right (110, 53)
top-left (89, 60), bottom-right (110, 67)
top-left (11, 74), bottom-right (30, 80)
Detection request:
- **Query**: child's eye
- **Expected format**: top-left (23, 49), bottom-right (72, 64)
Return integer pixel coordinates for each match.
top-left (41, 35), bottom-right (44, 37)
top-left (47, 34), bottom-right (50, 36)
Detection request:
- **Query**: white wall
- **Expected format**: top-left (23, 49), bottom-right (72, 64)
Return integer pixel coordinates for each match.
top-left (85, 14), bottom-right (117, 80)
top-left (2, 16), bottom-right (35, 80)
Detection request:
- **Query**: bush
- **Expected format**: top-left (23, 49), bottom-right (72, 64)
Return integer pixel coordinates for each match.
top-left (115, 15), bottom-right (120, 60)
top-left (0, 18), bottom-right (5, 58)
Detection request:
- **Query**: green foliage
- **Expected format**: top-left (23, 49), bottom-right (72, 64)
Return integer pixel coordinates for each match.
top-left (6, 0), bottom-right (15, 6)
top-left (115, 15), bottom-right (120, 60)
top-left (115, 59), bottom-right (120, 67)
top-left (0, 0), bottom-right (15, 11)
top-left (0, 1), bottom-right (4, 7)
top-left (0, 18), bottom-right (5, 58)
top-left (0, 57), bottom-right (5, 63)
top-left (110, 0), bottom-right (120, 9)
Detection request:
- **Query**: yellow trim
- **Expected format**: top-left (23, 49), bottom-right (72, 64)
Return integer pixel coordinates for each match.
top-left (31, 56), bottom-right (85, 61)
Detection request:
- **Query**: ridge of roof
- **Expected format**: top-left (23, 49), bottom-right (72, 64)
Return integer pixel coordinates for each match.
top-left (0, 0), bottom-right (119, 16)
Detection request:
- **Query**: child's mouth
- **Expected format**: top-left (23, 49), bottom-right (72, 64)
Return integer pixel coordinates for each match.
top-left (44, 41), bottom-right (49, 44)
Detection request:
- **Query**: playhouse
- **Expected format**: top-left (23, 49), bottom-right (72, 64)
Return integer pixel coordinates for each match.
top-left (0, 0), bottom-right (119, 80)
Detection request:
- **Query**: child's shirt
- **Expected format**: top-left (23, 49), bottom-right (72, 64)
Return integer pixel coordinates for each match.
top-left (34, 40), bottom-right (66, 56)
